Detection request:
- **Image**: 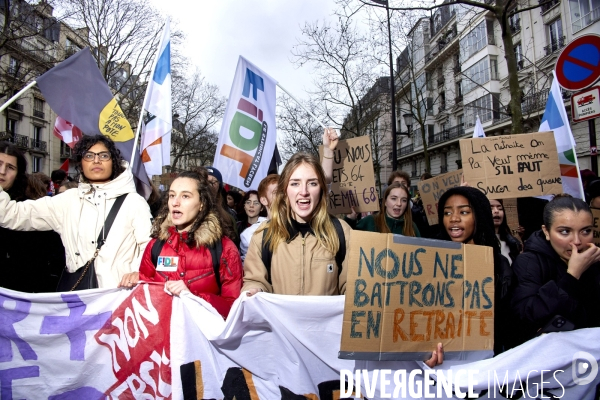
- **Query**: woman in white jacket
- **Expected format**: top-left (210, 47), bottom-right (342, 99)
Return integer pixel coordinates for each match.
top-left (0, 135), bottom-right (152, 289)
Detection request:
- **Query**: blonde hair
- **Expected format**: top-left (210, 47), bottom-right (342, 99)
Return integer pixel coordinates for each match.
top-left (262, 153), bottom-right (339, 255)
top-left (375, 182), bottom-right (416, 236)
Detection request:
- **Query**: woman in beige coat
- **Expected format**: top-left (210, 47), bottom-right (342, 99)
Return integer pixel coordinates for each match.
top-left (242, 152), bottom-right (351, 296)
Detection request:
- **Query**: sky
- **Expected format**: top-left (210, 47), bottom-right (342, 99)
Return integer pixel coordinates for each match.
top-left (148, 0), bottom-right (338, 101)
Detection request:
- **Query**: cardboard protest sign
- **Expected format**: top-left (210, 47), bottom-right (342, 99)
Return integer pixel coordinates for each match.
top-left (592, 209), bottom-right (600, 247)
top-left (460, 132), bottom-right (562, 199)
top-left (320, 136), bottom-right (379, 214)
top-left (502, 198), bottom-right (520, 238)
top-left (417, 169), bottom-right (463, 225)
top-left (340, 231), bottom-right (494, 361)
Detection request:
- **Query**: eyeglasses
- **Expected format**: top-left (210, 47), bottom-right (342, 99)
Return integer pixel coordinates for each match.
top-left (82, 151), bottom-right (111, 162)
top-left (208, 179), bottom-right (219, 187)
top-left (245, 201), bottom-right (260, 206)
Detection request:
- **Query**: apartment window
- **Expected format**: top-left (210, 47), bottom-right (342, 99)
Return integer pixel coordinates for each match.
top-left (462, 56), bottom-right (491, 94)
top-left (514, 43), bottom-right (524, 70)
top-left (547, 19), bottom-right (564, 54)
top-left (33, 125), bottom-right (42, 141)
top-left (569, 0), bottom-right (600, 32)
top-left (440, 91), bottom-right (446, 111)
top-left (459, 19), bottom-right (494, 62)
top-left (457, 114), bottom-right (464, 127)
top-left (32, 156), bottom-right (42, 173)
top-left (490, 57), bottom-right (499, 80)
top-left (440, 153), bottom-right (448, 173)
top-left (509, 11), bottom-right (521, 33)
top-left (464, 94), bottom-right (499, 127)
top-left (33, 98), bottom-right (44, 119)
top-left (8, 57), bottom-right (19, 76)
top-left (7, 119), bottom-right (17, 134)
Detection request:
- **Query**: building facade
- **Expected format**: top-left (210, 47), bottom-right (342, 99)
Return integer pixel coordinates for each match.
top-left (394, 0), bottom-right (600, 192)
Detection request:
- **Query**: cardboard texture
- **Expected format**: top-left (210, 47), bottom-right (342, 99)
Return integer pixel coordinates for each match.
top-left (460, 132), bottom-right (562, 199)
top-left (592, 209), bottom-right (600, 247)
top-left (502, 198), bottom-right (521, 238)
top-left (417, 169), bottom-right (463, 226)
top-left (320, 136), bottom-right (379, 214)
top-left (340, 231), bottom-right (495, 361)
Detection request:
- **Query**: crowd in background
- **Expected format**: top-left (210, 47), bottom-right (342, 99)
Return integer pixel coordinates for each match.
top-left (0, 129), bottom-right (599, 363)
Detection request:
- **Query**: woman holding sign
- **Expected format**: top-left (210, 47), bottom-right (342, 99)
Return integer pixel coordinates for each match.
top-left (243, 152), bottom-right (352, 296)
top-left (346, 182), bottom-right (420, 236)
top-left (511, 195), bottom-right (600, 346)
top-left (425, 186), bottom-right (514, 365)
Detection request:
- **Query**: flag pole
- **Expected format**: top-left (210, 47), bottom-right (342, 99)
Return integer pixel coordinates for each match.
top-left (130, 18), bottom-right (170, 167)
top-left (0, 81), bottom-right (37, 114)
top-left (276, 83), bottom-right (327, 130)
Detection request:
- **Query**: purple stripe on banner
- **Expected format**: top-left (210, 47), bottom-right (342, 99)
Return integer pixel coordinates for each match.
top-left (0, 294), bottom-right (37, 362)
top-left (237, 98), bottom-right (258, 118)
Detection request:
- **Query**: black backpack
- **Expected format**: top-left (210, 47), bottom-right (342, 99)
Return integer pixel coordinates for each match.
top-left (260, 217), bottom-right (346, 285)
top-left (150, 239), bottom-right (223, 290)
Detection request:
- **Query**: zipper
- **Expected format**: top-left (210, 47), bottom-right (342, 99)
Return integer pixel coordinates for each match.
top-left (187, 270), bottom-right (212, 284)
top-left (301, 236), bottom-right (305, 294)
top-left (223, 259), bottom-right (232, 276)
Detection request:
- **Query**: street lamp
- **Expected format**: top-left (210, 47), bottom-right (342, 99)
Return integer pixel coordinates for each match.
top-left (403, 113), bottom-right (413, 133)
top-left (370, 0), bottom-right (398, 171)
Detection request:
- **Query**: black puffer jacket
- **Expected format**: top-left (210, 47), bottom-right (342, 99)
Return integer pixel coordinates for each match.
top-left (511, 230), bottom-right (600, 346)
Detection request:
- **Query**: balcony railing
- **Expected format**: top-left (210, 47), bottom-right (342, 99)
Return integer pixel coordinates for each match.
top-left (522, 88), bottom-right (550, 115)
top-left (33, 110), bottom-right (45, 119)
top-left (573, 6), bottom-right (600, 33)
top-left (539, 0), bottom-right (559, 13)
top-left (9, 103), bottom-right (23, 112)
top-left (544, 36), bottom-right (566, 56)
top-left (0, 133), bottom-right (29, 148)
top-left (429, 124), bottom-right (466, 145)
top-left (30, 139), bottom-right (47, 152)
top-left (399, 144), bottom-right (414, 156)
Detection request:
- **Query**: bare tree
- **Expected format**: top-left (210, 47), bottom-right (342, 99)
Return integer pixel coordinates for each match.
top-left (277, 95), bottom-right (324, 160)
top-left (170, 70), bottom-right (225, 171)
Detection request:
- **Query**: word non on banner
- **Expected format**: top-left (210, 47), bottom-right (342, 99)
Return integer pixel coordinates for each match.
top-left (417, 169), bottom-right (462, 225)
top-left (321, 136), bottom-right (379, 214)
top-left (340, 231), bottom-right (494, 361)
top-left (460, 132), bottom-right (562, 199)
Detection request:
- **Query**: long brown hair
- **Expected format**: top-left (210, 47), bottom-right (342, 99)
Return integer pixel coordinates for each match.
top-left (262, 153), bottom-right (338, 254)
top-left (375, 182), bottom-right (415, 236)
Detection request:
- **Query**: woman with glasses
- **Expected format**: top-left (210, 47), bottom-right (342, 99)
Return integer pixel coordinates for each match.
top-left (237, 190), bottom-right (267, 235)
top-left (0, 135), bottom-right (152, 290)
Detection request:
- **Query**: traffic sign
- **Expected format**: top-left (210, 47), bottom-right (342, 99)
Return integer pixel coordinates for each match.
top-left (555, 34), bottom-right (600, 91)
top-left (572, 86), bottom-right (600, 123)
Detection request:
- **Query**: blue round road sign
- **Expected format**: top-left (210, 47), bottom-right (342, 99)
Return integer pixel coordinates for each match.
top-left (555, 34), bottom-right (600, 91)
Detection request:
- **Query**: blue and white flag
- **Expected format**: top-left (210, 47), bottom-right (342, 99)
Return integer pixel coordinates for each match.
top-left (141, 19), bottom-right (172, 178)
top-left (473, 115), bottom-right (486, 138)
top-left (214, 56), bottom-right (277, 190)
top-left (539, 71), bottom-right (585, 199)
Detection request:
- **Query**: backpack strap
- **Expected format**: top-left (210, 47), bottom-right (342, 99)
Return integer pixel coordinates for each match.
top-left (260, 217), bottom-right (346, 283)
top-left (261, 229), bottom-right (273, 285)
top-left (209, 239), bottom-right (223, 290)
top-left (331, 217), bottom-right (346, 275)
top-left (96, 194), bottom-right (128, 248)
top-left (151, 239), bottom-right (166, 267)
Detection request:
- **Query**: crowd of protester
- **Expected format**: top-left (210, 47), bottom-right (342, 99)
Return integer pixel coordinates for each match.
top-left (1, 130), bottom-right (599, 364)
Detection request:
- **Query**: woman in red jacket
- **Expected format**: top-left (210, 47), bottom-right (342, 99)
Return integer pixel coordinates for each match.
top-left (137, 168), bottom-right (243, 318)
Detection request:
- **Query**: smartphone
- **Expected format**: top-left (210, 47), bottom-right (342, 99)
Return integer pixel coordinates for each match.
top-left (537, 315), bottom-right (575, 335)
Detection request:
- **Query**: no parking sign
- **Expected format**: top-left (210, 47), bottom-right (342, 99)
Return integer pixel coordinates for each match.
top-left (555, 34), bottom-right (600, 91)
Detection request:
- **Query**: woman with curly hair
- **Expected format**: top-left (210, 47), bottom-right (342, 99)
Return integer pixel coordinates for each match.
top-left (134, 169), bottom-right (243, 318)
top-left (0, 135), bottom-right (152, 289)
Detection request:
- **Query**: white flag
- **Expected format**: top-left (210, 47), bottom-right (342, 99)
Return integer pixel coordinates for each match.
top-left (141, 20), bottom-right (172, 178)
top-left (473, 115), bottom-right (486, 138)
top-left (538, 71), bottom-right (584, 199)
top-left (214, 56), bottom-right (277, 190)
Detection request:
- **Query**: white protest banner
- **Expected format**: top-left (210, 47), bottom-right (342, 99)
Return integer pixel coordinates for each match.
top-left (2, 285), bottom-right (599, 399)
top-left (321, 136), bottom-right (379, 214)
top-left (214, 56), bottom-right (277, 190)
top-left (460, 132), bottom-right (562, 199)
